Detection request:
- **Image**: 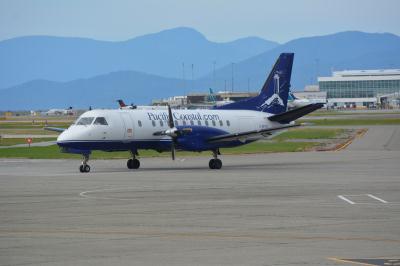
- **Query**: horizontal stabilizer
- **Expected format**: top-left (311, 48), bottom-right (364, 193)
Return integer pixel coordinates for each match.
top-left (268, 103), bottom-right (324, 124)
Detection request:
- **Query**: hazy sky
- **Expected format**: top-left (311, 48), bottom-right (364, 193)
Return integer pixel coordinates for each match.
top-left (0, 0), bottom-right (399, 43)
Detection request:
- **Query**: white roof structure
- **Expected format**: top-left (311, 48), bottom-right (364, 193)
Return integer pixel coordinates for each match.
top-left (319, 69), bottom-right (400, 82)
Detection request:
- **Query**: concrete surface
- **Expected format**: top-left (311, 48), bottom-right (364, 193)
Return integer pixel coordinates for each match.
top-left (0, 126), bottom-right (399, 265)
top-left (348, 126), bottom-right (400, 151)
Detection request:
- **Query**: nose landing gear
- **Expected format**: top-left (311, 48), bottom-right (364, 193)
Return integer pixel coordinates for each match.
top-left (79, 154), bottom-right (91, 173)
top-left (127, 150), bottom-right (140, 169)
top-left (209, 149), bottom-right (222, 169)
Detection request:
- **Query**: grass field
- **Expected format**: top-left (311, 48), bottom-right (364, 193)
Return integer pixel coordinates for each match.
top-left (0, 137), bottom-right (57, 146)
top-left (307, 110), bottom-right (400, 116)
top-left (0, 122), bottom-right (71, 129)
top-left (0, 141), bottom-right (319, 159)
top-left (0, 127), bottom-right (343, 158)
top-left (299, 118), bottom-right (400, 126)
top-left (0, 128), bottom-right (59, 135)
top-left (273, 128), bottom-right (344, 141)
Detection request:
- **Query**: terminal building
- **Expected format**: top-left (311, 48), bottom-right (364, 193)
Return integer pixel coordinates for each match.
top-left (152, 91), bottom-right (258, 108)
top-left (318, 69), bottom-right (400, 108)
top-left (153, 69), bottom-right (400, 110)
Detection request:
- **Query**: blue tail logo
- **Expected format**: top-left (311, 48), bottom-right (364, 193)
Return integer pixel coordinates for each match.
top-left (214, 53), bottom-right (294, 115)
top-left (259, 72), bottom-right (286, 110)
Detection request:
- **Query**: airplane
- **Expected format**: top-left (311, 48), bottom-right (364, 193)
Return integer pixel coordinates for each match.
top-left (44, 107), bottom-right (76, 116)
top-left (117, 99), bottom-right (169, 111)
top-left (287, 91), bottom-right (311, 109)
top-left (46, 53), bottom-right (323, 173)
top-left (208, 88), bottom-right (234, 107)
top-left (117, 99), bottom-right (136, 109)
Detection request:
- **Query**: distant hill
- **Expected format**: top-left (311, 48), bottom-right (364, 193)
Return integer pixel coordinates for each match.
top-left (198, 31), bottom-right (400, 90)
top-left (0, 27), bottom-right (278, 88)
top-left (1, 30), bottom-right (400, 110)
top-left (0, 71), bottom-right (185, 110)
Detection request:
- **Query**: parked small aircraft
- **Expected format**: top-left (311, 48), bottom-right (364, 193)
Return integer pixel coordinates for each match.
top-left (44, 107), bottom-right (76, 116)
top-left (46, 53), bottom-right (323, 172)
top-left (207, 88), bottom-right (234, 106)
top-left (287, 91), bottom-right (311, 109)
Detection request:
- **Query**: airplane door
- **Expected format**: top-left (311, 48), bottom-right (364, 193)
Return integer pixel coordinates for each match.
top-left (120, 113), bottom-right (134, 139)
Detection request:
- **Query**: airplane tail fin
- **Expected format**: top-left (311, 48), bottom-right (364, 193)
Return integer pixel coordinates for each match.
top-left (208, 88), bottom-right (216, 103)
top-left (117, 99), bottom-right (127, 108)
top-left (215, 53), bottom-right (294, 114)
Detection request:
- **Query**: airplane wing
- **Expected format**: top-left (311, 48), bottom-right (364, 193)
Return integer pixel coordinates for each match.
top-left (268, 103), bottom-right (324, 124)
top-left (44, 127), bottom-right (66, 133)
top-left (207, 124), bottom-right (299, 143)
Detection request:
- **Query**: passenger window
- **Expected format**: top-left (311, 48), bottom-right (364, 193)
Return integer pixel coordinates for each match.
top-left (93, 117), bottom-right (108, 125)
top-left (197, 120), bottom-right (201, 126)
top-left (212, 120), bottom-right (216, 127)
top-left (152, 121), bottom-right (156, 127)
top-left (175, 120), bottom-right (179, 126)
top-left (190, 120), bottom-right (194, 126)
top-left (205, 120), bottom-right (209, 126)
top-left (219, 120), bottom-right (223, 126)
top-left (160, 120), bottom-right (164, 127)
top-left (138, 120), bottom-right (142, 127)
top-left (182, 120), bottom-right (187, 126)
top-left (226, 120), bottom-right (230, 127)
top-left (76, 117), bottom-right (94, 125)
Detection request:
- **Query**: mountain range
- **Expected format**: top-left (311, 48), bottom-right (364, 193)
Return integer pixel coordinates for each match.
top-left (0, 27), bottom-right (278, 89)
top-left (0, 28), bottom-right (399, 110)
top-left (200, 31), bottom-right (400, 91)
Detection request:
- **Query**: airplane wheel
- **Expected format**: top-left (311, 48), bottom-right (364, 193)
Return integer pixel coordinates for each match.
top-left (127, 159), bottom-right (140, 169)
top-left (132, 159), bottom-right (140, 169)
top-left (127, 159), bottom-right (134, 169)
top-left (209, 159), bottom-right (222, 169)
top-left (209, 159), bottom-right (215, 169)
top-left (80, 164), bottom-right (90, 173)
top-left (214, 159), bottom-right (222, 169)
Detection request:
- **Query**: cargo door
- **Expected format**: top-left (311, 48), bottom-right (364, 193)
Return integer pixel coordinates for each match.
top-left (120, 112), bottom-right (134, 139)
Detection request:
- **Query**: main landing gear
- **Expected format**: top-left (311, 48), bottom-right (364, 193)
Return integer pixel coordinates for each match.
top-left (209, 149), bottom-right (222, 169)
top-left (127, 150), bottom-right (140, 169)
top-left (79, 154), bottom-right (91, 173)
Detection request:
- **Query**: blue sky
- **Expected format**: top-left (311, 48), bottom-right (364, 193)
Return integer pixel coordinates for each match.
top-left (0, 0), bottom-right (399, 43)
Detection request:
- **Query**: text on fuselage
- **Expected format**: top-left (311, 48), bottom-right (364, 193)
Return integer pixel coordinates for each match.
top-left (147, 112), bottom-right (220, 121)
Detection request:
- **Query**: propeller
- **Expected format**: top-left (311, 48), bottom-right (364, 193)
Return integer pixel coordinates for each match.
top-left (152, 105), bottom-right (192, 160)
top-left (167, 104), bottom-right (177, 160)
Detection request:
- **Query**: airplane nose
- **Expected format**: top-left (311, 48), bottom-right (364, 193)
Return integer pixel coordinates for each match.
top-left (57, 131), bottom-right (68, 142)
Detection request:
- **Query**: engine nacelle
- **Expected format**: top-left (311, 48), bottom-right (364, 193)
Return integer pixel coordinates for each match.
top-left (176, 126), bottom-right (227, 151)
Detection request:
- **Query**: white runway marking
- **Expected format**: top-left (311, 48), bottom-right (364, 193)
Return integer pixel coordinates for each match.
top-left (337, 195), bottom-right (355, 205)
top-left (367, 194), bottom-right (388, 203)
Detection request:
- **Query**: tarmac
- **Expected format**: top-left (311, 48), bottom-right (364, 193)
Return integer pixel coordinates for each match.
top-left (0, 126), bottom-right (399, 265)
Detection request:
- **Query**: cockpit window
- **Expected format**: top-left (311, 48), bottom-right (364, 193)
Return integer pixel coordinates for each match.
top-left (93, 117), bottom-right (108, 125)
top-left (76, 117), bottom-right (94, 125)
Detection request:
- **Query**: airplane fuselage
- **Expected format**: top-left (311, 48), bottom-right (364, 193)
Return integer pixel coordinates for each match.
top-left (57, 108), bottom-right (281, 153)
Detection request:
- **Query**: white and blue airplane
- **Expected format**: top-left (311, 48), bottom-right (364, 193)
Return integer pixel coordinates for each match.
top-left (287, 91), bottom-right (311, 109)
top-left (46, 53), bottom-right (323, 172)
